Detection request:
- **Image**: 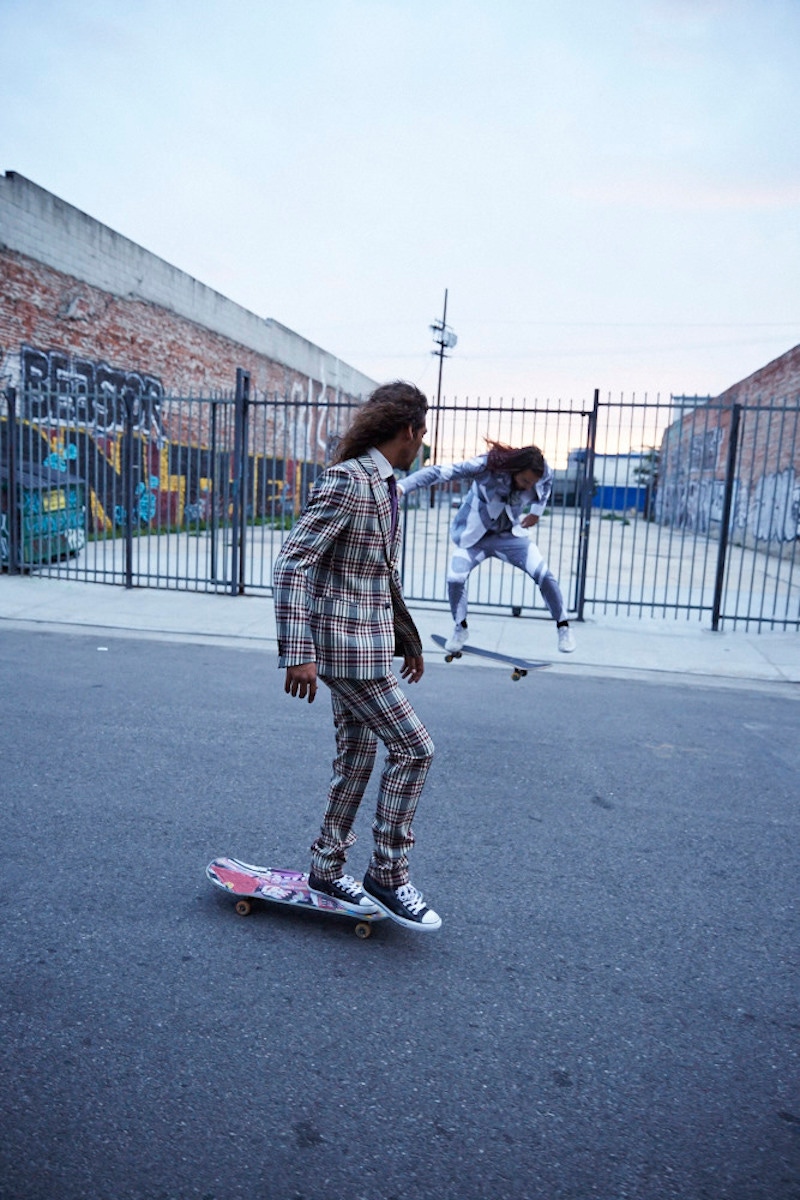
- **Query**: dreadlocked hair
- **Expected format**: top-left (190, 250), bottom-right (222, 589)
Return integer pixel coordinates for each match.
top-left (485, 440), bottom-right (545, 478)
top-left (332, 381), bottom-right (428, 464)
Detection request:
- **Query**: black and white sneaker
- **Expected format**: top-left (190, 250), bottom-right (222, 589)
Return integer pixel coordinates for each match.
top-left (308, 872), bottom-right (379, 914)
top-left (362, 874), bottom-right (442, 931)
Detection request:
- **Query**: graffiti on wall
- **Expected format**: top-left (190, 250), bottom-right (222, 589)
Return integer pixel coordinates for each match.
top-left (656, 471), bottom-right (800, 541)
top-left (20, 345), bottom-right (164, 434)
top-left (7, 348), bottom-right (351, 536)
top-left (688, 429), bottom-right (722, 472)
top-left (7, 345), bottom-right (166, 531)
top-left (750, 469), bottom-right (800, 542)
top-left (656, 412), bottom-right (800, 543)
top-left (656, 476), bottom-right (734, 533)
top-left (285, 378), bottom-right (355, 464)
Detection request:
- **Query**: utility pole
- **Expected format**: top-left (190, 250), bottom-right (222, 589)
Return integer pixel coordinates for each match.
top-left (429, 289), bottom-right (457, 504)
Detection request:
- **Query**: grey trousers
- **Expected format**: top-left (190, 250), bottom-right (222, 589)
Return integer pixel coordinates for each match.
top-left (447, 532), bottom-right (568, 624)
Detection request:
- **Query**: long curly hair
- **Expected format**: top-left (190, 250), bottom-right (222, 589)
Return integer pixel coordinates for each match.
top-left (485, 440), bottom-right (545, 478)
top-left (332, 381), bottom-right (428, 464)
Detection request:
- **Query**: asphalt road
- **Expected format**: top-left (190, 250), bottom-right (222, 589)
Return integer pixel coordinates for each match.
top-left (1, 629), bottom-right (798, 1200)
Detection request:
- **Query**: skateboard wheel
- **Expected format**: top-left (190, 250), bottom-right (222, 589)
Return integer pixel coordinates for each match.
top-left (354, 923), bottom-right (372, 939)
top-left (235, 899), bottom-right (252, 916)
top-left (511, 670), bottom-right (521, 681)
top-left (445, 653), bottom-right (454, 663)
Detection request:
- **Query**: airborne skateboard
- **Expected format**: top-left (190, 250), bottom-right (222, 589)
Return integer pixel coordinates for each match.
top-left (431, 633), bottom-right (547, 681)
top-left (205, 857), bottom-right (386, 938)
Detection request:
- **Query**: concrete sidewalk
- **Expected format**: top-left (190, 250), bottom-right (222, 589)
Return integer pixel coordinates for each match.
top-left (2, 573), bottom-right (799, 690)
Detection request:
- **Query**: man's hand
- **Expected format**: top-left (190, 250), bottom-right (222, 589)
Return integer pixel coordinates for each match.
top-left (521, 513), bottom-right (540, 528)
top-left (400, 654), bottom-right (424, 684)
top-left (284, 662), bottom-right (318, 703)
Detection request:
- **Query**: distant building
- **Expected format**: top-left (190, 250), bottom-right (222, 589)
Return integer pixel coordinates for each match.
top-left (566, 448), bottom-right (651, 513)
top-left (655, 345), bottom-right (800, 547)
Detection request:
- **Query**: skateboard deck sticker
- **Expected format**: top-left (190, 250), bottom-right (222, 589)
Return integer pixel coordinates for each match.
top-left (207, 858), bottom-right (339, 910)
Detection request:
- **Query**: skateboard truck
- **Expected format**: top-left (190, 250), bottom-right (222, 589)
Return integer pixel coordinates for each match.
top-left (431, 634), bottom-right (546, 681)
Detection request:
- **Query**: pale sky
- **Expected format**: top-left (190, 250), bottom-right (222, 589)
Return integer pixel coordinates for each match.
top-left (2, 0), bottom-right (799, 403)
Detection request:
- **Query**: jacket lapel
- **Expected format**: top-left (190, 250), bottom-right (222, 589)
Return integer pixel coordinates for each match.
top-left (361, 456), bottom-right (395, 561)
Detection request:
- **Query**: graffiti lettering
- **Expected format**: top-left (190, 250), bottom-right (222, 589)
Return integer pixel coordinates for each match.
top-left (656, 470), bottom-right (799, 542)
top-left (21, 345), bottom-right (164, 433)
top-left (688, 430), bottom-right (721, 472)
top-left (750, 470), bottom-right (800, 542)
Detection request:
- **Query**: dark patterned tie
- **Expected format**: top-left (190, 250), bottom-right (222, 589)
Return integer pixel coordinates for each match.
top-left (387, 474), bottom-right (399, 540)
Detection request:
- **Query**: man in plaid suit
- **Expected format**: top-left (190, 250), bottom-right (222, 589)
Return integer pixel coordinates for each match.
top-left (273, 381), bottom-right (441, 931)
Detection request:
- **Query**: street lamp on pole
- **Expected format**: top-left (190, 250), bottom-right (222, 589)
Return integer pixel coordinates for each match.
top-left (429, 289), bottom-right (457, 488)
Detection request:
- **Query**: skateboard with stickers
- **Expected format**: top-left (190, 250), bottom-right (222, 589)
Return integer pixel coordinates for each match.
top-left (205, 857), bottom-right (386, 938)
top-left (431, 633), bottom-right (547, 681)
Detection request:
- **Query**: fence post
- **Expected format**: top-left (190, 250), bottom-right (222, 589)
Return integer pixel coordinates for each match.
top-left (4, 387), bottom-right (21, 573)
top-left (711, 403), bottom-right (742, 632)
top-left (230, 369), bottom-right (251, 596)
top-left (122, 392), bottom-right (135, 589)
top-left (209, 400), bottom-right (219, 582)
top-left (575, 389), bottom-right (599, 621)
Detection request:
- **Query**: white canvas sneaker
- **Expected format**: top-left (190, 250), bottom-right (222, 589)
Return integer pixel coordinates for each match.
top-left (444, 623), bottom-right (468, 654)
top-left (557, 625), bottom-right (576, 653)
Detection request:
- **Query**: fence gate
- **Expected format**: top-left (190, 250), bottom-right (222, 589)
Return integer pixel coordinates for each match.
top-left (397, 396), bottom-right (595, 621)
top-left (1, 374), bottom-right (359, 595)
top-left (2, 379), bottom-right (798, 630)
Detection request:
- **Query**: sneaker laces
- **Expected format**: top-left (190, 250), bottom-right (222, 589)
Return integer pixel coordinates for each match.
top-left (396, 883), bottom-right (426, 915)
top-left (336, 874), bottom-right (362, 898)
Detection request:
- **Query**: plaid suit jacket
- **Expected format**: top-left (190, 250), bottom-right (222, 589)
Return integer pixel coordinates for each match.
top-left (273, 454), bottom-right (422, 679)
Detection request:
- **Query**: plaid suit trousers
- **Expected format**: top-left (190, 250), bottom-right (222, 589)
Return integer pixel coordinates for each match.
top-left (311, 671), bottom-right (435, 888)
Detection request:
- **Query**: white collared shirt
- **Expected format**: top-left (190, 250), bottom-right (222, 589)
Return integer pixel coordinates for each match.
top-left (368, 446), bottom-right (394, 482)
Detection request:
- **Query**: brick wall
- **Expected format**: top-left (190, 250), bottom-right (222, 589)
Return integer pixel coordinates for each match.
top-left (716, 344), bottom-right (800, 409)
top-left (0, 170), bottom-right (375, 401)
top-left (0, 173), bottom-right (380, 536)
top-left (0, 247), bottom-right (364, 403)
top-left (656, 345), bottom-right (800, 543)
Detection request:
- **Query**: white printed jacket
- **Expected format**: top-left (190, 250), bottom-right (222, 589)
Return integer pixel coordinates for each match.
top-left (399, 454), bottom-right (553, 549)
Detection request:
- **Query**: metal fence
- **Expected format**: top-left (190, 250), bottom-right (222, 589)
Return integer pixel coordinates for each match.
top-left (2, 376), bottom-right (799, 631)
